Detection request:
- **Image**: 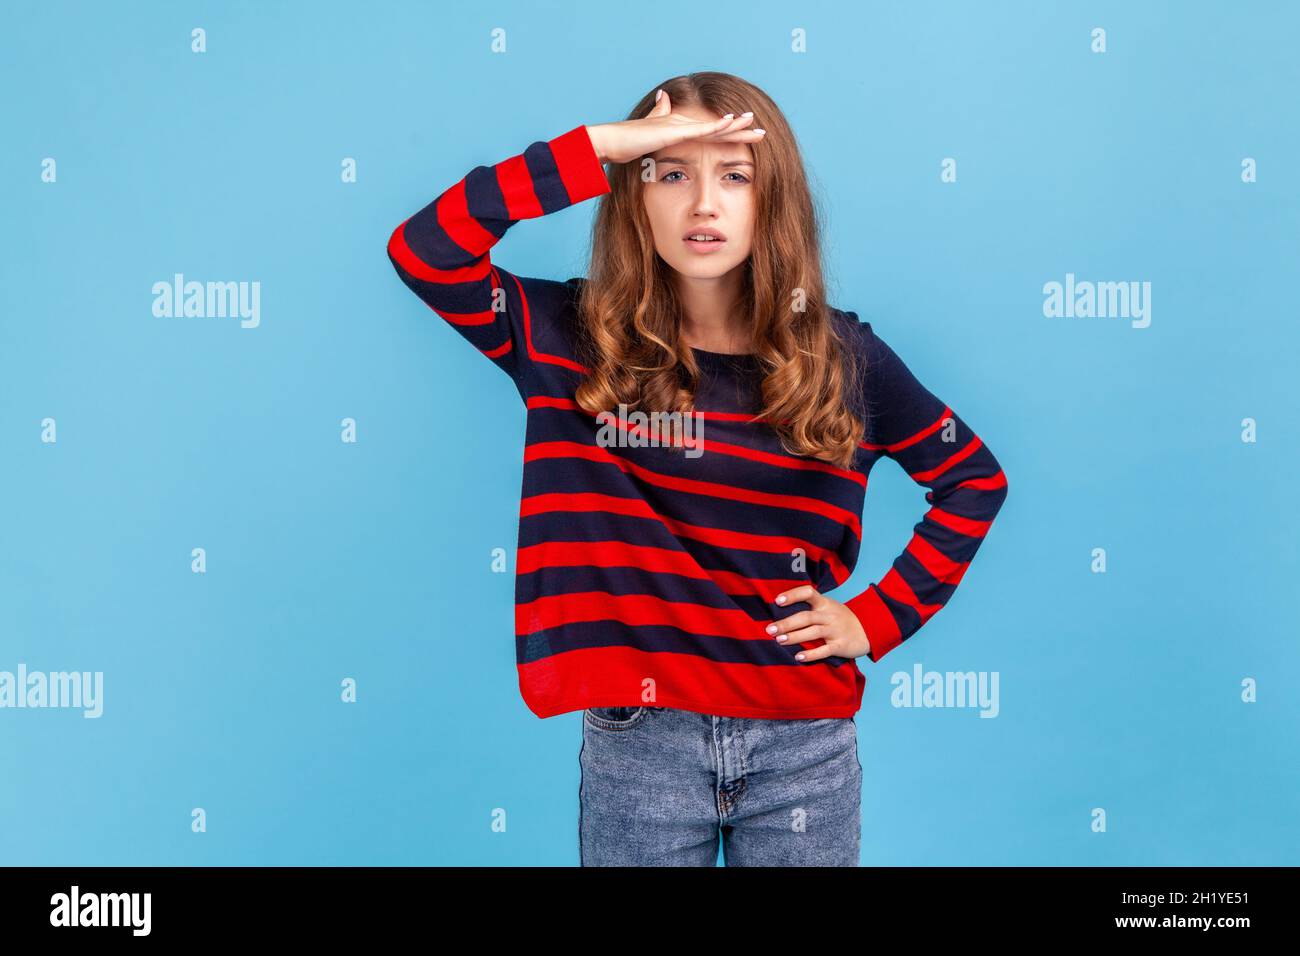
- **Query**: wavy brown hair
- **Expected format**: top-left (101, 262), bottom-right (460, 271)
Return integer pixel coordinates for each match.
top-left (573, 71), bottom-right (864, 469)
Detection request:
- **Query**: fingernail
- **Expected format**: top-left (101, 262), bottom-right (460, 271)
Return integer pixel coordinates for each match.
top-left (766, 624), bottom-right (778, 634)
top-left (655, 88), bottom-right (663, 101)
top-left (776, 635), bottom-right (787, 643)
top-left (741, 111), bottom-right (753, 117)
top-left (721, 113), bottom-right (734, 120)
top-left (795, 653), bottom-right (805, 661)
top-left (775, 595), bottom-right (786, 604)
top-left (754, 128), bottom-right (766, 135)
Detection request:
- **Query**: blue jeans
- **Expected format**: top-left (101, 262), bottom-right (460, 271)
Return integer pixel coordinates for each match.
top-left (579, 705), bottom-right (862, 866)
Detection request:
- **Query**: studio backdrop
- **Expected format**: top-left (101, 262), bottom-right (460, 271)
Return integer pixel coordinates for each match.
top-left (3, 0), bottom-right (1296, 866)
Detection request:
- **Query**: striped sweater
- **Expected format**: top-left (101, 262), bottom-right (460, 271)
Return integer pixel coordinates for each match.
top-left (386, 124), bottom-right (1009, 719)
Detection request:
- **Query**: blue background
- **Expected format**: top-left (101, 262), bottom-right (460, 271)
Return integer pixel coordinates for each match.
top-left (3, 0), bottom-right (1296, 866)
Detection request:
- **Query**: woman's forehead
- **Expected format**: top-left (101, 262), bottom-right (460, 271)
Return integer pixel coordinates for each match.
top-left (651, 147), bottom-right (754, 167)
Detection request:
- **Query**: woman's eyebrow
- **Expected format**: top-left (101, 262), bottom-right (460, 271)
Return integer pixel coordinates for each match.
top-left (655, 156), bottom-right (755, 168)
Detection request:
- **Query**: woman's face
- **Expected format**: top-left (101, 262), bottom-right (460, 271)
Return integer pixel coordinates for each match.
top-left (642, 103), bottom-right (756, 283)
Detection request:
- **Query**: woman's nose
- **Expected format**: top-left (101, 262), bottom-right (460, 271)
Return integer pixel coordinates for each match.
top-left (692, 180), bottom-right (718, 215)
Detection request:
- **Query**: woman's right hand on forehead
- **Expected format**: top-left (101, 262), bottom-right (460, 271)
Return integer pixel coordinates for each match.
top-left (584, 89), bottom-right (766, 165)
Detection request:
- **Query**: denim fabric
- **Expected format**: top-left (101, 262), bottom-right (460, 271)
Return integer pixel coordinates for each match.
top-left (578, 705), bottom-right (862, 866)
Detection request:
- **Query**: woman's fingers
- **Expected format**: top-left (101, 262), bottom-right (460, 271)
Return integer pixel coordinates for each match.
top-left (774, 623), bottom-right (829, 646)
top-left (791, 641), bottom-right (838, 663)
top-left (774, 584), bottom-right (827, 608)
top-left (687, 113), bottom-right (756, 141)
top-left (702, 127), bottom-right (766, 141)
top-left (663, 113), bottom-right (744, 148)
top-left (609, 97), bottom-right (765, 163)
top-left (714, 113), bottom-right (756, 131)
top-left (663, 110), bottom-right (754, 139)
top-left (765, 609), bottom-right (820, 637)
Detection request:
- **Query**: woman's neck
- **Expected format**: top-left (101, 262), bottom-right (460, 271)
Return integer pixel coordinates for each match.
top-left (673, 267), bottom-right (751, 354)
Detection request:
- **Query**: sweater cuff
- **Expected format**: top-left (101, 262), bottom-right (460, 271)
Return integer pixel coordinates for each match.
top-left (547, 125), bottom-right (612, 206)
top-left (845, 584), bottom-right (903, 663)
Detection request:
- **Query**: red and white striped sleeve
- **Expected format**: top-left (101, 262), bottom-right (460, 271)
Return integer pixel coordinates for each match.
top-left (845, 320), bottom-right (1009, 662)
top-left (386, 124), bottom-right (611, 382)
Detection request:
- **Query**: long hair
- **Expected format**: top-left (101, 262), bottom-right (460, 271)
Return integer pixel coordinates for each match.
top-left (573, 71), bottom-right (864, 469)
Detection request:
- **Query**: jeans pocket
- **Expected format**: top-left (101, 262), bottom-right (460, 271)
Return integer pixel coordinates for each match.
top-left (583, 706), bottom-right (648, 731)
top-left (849, 716), bottom-right (863, 776)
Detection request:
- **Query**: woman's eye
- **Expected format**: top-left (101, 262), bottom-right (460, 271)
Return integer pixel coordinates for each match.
top-left (662, 170), bottom-right (685, 182)
top-left (725, 172), bottom-right (750, 183)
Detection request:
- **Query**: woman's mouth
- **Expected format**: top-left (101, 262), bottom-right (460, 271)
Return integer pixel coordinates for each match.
top-left (683, 230), bottom-right (728, 253)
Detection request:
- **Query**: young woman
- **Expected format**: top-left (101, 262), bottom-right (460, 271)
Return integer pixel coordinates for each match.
top-left (387, 72), bottom-right (1008, 866)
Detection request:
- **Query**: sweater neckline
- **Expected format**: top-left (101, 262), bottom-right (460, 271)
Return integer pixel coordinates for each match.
top-left (690, 345), bottom-right (759, 369)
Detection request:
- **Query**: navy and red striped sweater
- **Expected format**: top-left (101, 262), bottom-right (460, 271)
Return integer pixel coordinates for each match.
top-left (387, 124), bottom-right (1008, 719)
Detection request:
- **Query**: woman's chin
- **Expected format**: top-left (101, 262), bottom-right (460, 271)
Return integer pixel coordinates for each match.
top-left (663, 255), bottom-right (745, 281)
